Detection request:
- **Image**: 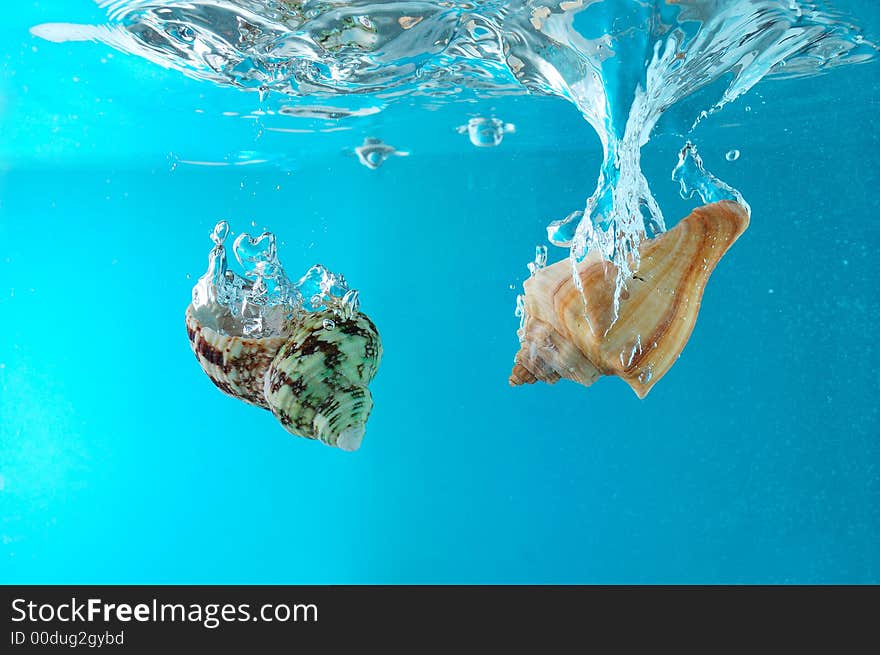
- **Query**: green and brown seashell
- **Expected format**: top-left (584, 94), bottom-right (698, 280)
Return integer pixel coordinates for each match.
top-left (185, 303), bottom-right (382, 451)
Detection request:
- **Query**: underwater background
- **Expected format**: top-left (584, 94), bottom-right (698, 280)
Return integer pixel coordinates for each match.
top-left (1, 0), bottom-right (878, 583)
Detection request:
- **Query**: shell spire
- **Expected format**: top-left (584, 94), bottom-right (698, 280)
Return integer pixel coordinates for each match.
top-left (510, 200), bottom-right (749, 398)
top-left (265, 311), bottom-right (381, 452)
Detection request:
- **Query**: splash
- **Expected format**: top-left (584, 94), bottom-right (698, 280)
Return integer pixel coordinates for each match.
top-left (673, 142), bottom-right (749, 210)
top-left (33, 1), bottom-right (877, 305)
top-left (191, 220), bottom-right (357, 338)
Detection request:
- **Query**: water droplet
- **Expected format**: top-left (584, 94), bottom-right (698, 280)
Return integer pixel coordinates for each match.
top-left (527, 244), bottom-right (549, 275)
top-left (725, 149), bottom-right (740, 161)
top-left (462, 117), bottom-right (511, 147)
top-left (211, 221), bottom-right (229, 245)
top-left (534, 245), bottom-right (548, 269)
top-left (354, 137), bottom-right (406, 170)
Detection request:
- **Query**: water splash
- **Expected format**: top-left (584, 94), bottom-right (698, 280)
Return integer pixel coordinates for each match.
top-left (191, 220), bottom-right (356, 338)
top-left (527, 245), bottom-right (548, 275)
top-left (34, 1), bottom-right (877, 310)
top-left (673, 142), bottom-right (750, 211)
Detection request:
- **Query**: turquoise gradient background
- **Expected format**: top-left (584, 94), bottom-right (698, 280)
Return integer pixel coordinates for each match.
top-left (1, 1), bottom-right (878, 582)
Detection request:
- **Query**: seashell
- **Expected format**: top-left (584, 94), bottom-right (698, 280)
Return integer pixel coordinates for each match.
top-left (185, 301), bottom-right (288, 409)
top-left (510, 200), bottom-right (749, 398)
top-left (185, 302), bottom-right (382, 451)
top-left (265, 311), bottom-right (381, 452)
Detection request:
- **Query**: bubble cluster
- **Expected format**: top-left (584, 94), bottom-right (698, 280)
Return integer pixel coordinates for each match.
top-left (192, 221), bottom-right (360, 338)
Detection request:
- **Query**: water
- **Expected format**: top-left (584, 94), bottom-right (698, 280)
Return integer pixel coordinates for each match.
top-left (1, 0), bottom-right (878, 582)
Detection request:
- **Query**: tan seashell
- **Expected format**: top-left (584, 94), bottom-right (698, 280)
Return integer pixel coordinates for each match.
top-left (510, 200), bottom-right (749, 398)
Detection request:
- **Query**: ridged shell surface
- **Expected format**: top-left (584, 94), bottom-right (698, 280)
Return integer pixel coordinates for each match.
top-left (265, 311), bottom-right (382, 451)
top-left (185, 303), bottom-right (286, 408)
top-left (510, 200), bottom-right (750, 398)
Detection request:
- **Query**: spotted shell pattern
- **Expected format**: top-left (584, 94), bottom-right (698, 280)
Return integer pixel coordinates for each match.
top-left (185, 304), bottom-right (382, 451)
top-left (185, 304), bottom-right (286, 409)
top-left (265, 312), bottom-right (381, 450)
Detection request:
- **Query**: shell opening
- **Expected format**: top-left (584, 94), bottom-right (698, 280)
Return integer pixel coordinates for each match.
top-left (189, 299), bottom-right (294, 339)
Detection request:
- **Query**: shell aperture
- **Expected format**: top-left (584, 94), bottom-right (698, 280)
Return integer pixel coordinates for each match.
top-left (186, 222), bottom-right (382, 451)
top-left (510, 201), bottom-right (749, 398)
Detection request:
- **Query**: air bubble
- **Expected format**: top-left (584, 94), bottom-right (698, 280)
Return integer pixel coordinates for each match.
top-left (725, 149), bottom-right (740, 161)
top-left (459, 117), bottom-right (514, 148)
top-left (323, 318), bottom-right (336, 330)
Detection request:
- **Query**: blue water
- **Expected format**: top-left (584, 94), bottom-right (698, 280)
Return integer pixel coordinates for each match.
top-left (1, 1), bottom-right (878, 583)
